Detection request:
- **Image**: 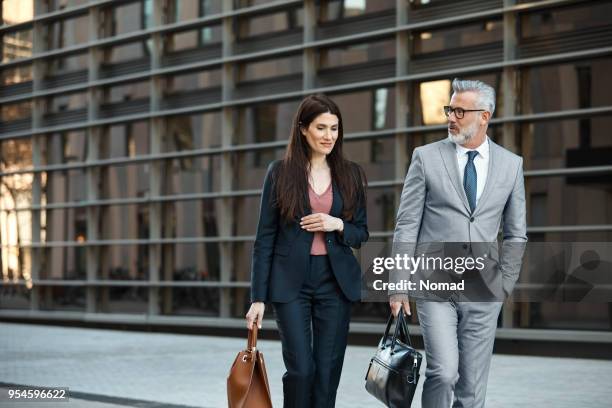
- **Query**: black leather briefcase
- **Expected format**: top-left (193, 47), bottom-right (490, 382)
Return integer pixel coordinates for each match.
top-left (365, 312), bottom-right (423, 408)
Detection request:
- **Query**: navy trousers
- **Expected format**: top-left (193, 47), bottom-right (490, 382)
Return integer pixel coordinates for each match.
top-left (273, 255), bottom-right (353, 408)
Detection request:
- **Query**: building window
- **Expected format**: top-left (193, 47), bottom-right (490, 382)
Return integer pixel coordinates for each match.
top-left (576, 65), bottom-right (592, 148)
top-left (419, 79), bottom-right (451, 125)
top-left (370, 88), bottom-right (388, 163)
top-left (142, 0), bottom-right (153, 54)
top-left (199, 0), bottom-right (213, 44)
top-left (252, 104), bottom-right (277, 167)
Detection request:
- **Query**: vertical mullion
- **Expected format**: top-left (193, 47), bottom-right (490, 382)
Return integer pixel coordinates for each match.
top-left (148, 0), bottom-right (165, 316)
top-left (395, 0), bottom-right (413, 319)
top-left (219, 0), bottom-right (235, 318)
top-left (29, 0), bottom-right (47, 311)
top-left (85, 4), bottom-right (102, 313)
top-left (303, 0), bottom-right (316, 90)
top-left (395, 0), bottom-right (410, 217)
top-left (502, 0), bottom-right (519, 329)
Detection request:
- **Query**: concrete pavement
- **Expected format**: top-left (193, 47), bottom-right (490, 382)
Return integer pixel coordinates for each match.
top-left (1, 322), bottom-right (611, 407)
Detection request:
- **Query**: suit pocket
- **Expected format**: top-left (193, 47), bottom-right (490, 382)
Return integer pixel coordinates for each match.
top-left (488, 245), bottom-right (500, 262)
top-left (341, 245), bottom-right (354, 255)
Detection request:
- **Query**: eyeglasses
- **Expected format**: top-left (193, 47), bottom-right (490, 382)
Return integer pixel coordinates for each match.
top-left (443, 106), bottom-right (485, 119)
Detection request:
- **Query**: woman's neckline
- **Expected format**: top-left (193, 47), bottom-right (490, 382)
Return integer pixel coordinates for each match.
top-left (309, 181), bottom-right (332, 197)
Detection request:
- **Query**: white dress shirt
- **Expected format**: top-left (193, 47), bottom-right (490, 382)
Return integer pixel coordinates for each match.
top-left (455, 136), bottom-right (490, 204)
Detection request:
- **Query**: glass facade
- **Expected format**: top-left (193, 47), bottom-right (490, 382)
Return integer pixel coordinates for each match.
top-left (0, 0), bottom-right (611, 337)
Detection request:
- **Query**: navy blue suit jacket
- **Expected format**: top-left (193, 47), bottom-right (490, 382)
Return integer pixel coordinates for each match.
top-left (250, 160), bottom-right (369, 303)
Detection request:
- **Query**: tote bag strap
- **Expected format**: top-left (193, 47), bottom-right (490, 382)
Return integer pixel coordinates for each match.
top-left (247, 325), bottom-right (258, 352)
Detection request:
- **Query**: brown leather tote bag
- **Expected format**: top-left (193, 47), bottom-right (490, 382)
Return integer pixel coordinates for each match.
top-left (227, 326), bottom-right (273, 408)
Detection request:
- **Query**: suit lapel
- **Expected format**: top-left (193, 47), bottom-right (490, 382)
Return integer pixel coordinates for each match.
top-left (298, 185), bottom-right (312, 225)
top-left (473, 138), bottom-right (499, 216)
top-left (330, 179), bottom-right (343, 217)
top-left (439, 139), bottom-right (471, 213)
top-left (303, 187), bottom-right (311, 212)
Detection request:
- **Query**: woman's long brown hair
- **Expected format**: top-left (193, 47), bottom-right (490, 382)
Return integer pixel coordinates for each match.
top-left (272, 94), bottom-right (367, 223)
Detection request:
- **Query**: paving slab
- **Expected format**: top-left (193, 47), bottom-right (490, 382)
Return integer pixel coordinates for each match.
top-left (1, 323), bottom-right (611, 407)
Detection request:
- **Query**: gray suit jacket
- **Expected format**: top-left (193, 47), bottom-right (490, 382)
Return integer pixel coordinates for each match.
top-left (391, 137), bottom-right (527, 299)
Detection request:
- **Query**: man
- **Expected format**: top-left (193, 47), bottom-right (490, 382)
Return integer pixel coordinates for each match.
top-left (389, 78), bottom-right (527, 407)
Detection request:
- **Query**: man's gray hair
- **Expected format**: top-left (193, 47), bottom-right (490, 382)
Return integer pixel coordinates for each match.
top-left (451, 78), bottom-right (496, 116)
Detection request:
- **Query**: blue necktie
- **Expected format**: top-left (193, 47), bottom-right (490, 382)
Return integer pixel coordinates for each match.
top-left (464, 150), bottom-right (478, 213)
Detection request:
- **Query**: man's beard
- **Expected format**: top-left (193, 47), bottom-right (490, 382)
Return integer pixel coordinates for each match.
top-left (448, 120), bottom-right (479, 145)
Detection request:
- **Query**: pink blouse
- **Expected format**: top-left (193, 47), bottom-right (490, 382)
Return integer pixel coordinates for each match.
top-left (308, 182), bottom-right (333, 255)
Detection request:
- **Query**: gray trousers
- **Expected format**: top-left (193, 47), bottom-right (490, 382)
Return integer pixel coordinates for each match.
top-left (416, 299), bottom-right (503, 408)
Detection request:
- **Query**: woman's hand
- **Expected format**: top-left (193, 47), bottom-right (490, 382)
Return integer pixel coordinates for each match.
top-left (300, 213), bottom-right (344, 232)
top-left (246, 302), bottom-right (265, 330)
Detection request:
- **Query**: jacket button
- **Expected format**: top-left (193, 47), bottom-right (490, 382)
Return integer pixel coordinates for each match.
top-left (470, 217), bottom-right (475, 222)
top-left (462, 244), bottom-right (468, 250)
top-left (326, 239), bottom-right (332, 244)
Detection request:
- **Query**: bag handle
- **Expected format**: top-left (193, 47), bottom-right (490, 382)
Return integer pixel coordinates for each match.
top-left (380, 314), bottom-right (394, 349)
top-left (397, 311), bottom-right (414, 348)
top-left (390, 312), bottom-right (403, 353)
top-left (247, 325), bottom-right (258, 352)
top-left (390, 312), bottom-right (414, 353)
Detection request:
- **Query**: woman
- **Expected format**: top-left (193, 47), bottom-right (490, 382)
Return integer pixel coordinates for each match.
top-left (245, 94), bottom-right (368, 408)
